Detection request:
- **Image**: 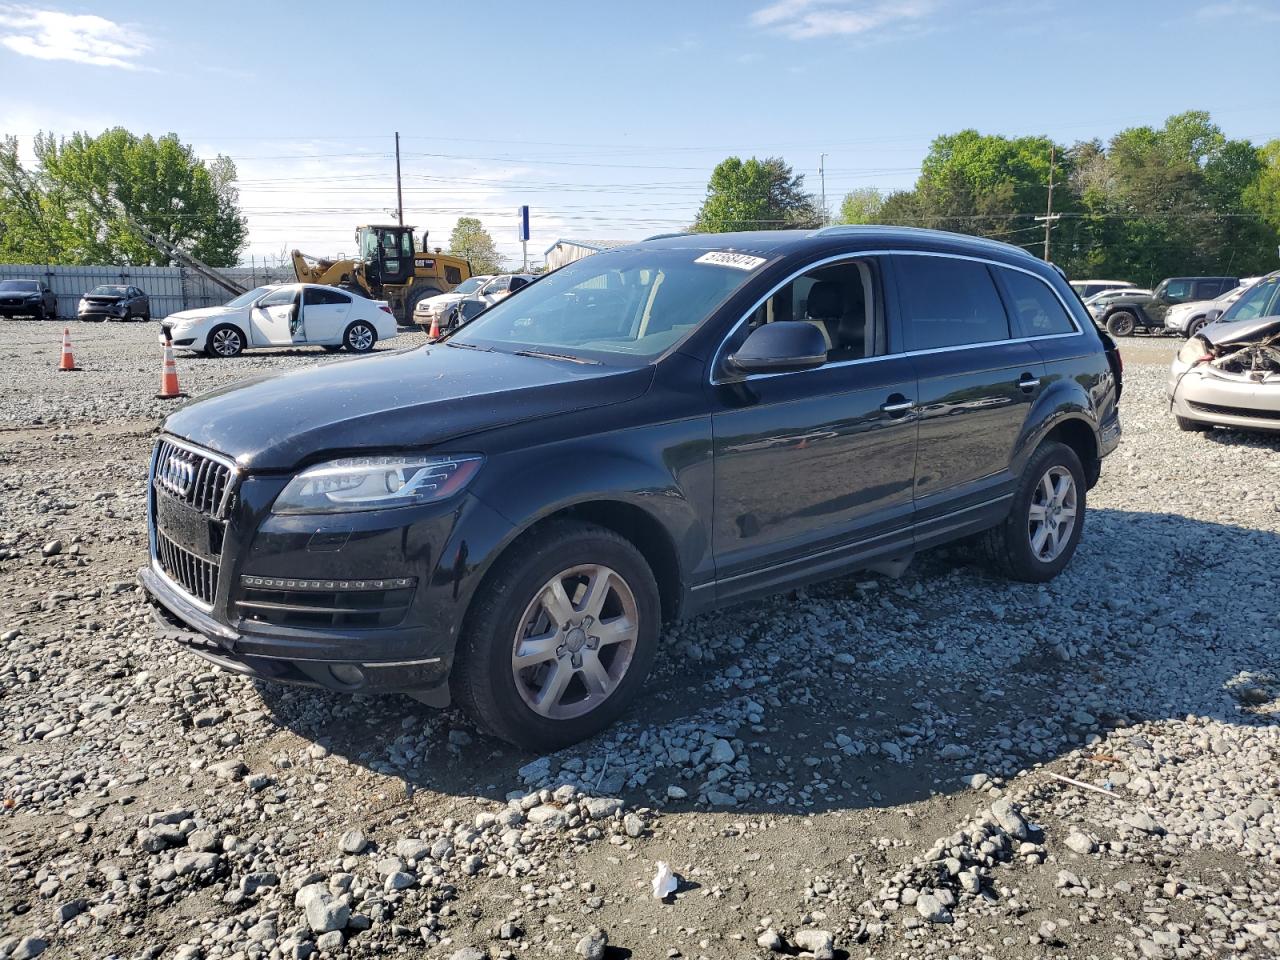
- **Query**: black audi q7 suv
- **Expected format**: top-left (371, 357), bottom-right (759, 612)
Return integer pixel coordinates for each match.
top-left (140, 227), bottom-right (1122, 749)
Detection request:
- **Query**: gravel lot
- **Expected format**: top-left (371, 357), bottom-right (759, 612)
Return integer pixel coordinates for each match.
top-left (1, 321), bottom-right (1277, 960)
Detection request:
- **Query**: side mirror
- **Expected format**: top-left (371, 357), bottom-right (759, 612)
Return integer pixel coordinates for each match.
top-left (727, 321), bottom-right (828, 374)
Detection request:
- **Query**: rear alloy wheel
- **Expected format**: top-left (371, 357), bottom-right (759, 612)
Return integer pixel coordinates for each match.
top-left (343, 321), bottom-right (376, 353)
top-left (1187, 317), bottom-right (1209, 338)
top-left (205, 324), bottom-right (245, 358)
top-left (1106, 311), bottom-right (1137, 337)
top-left (451, 521), bottom-right (660, 749)
top-left (979, 441), bottom-right (1086, 583)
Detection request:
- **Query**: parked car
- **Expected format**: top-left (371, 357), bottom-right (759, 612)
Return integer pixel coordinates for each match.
top-left (1163, 277), bottom-right (1259, 337)
top-left (159, 283), bottom-right (396, 357)
top-left (0, 279), bottom-right (58, 320)
top-left (412, 274), bottom-right (494, 330)
top-left (1070, 279), bottom-right (1138, 299)
top-left (440, 273), bottom-right (535, 330)
top-left (1168, 270), bottom-right (1280, 433)
top-left (139, 227), bottom-right (1122, 748)
top-left (1096, 276), bottom-right (1239, 336)
top-left (1084, 288), bottom-right (1152, 317)
top-left (78, 284), bottom-right (151, 322)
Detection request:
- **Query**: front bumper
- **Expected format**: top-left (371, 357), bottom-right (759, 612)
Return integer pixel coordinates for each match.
top-left (140, 563), bottom-right (451, 697)
top-left (1168, 366), bottom-right (1280, 432)
top-left (139, 448), bottom-right (517, 697)
top-left (0, 304), bottom-right (42, 317)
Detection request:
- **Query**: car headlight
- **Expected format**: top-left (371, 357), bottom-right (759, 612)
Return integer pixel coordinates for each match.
top-left (1177, 337), bottom-right (1212, 366)
top-left (272, 454), bottom-right (484, 514)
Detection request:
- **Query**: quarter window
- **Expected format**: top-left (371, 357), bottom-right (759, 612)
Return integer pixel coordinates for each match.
top-left (445, 266), bottom-right (463, 285)
top-left (895, 255), bottom-right (1010, 350)
top-left (999, 269), bottom-right (1077, 336)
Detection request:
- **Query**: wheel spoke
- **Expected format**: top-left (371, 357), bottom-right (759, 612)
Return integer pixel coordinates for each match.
top-left (1027, 503), bottom-right (1048, 523)
top-left (1045, 524), bottom-right (1059, 557)
top-left (1038, 474), bottom-right (1055, 504)
top-left (1031, 524), bottom-right (1050, 556)
top-left (580, 654), bottom-right (612, 697)
top-left (512, 632), bottom-right (559, 670)
top-left (1057, 506), bottom-right (1077, 522)
top-left (593, 616), bottom-right (636, 647)
top-left (1053, 473), bottom-right (1072, 501)
top-left (540, 579), bottom-right (575, 629)
top-left (578, 567), bottom-right (614, 619)
top-left (533, 661), bottom-right (573, 713)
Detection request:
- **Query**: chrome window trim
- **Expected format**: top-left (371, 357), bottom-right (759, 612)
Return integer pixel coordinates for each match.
top-left (709, 248), bottom-right (1085, 386)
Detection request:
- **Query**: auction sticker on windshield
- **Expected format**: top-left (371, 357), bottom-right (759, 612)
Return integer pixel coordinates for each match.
top-left (695, 251), bottom-right (768, 271)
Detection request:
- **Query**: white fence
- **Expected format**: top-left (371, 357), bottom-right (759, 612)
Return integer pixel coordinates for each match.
top-left (0, 263), bottom-right (295, 320)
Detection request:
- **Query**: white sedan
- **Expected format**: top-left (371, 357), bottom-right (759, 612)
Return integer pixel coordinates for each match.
top-left (160, 283), bottom-right (398, 358)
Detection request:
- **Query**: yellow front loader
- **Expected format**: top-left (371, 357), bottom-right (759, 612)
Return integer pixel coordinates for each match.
top-left (292, 224), bottom-right (471, 324)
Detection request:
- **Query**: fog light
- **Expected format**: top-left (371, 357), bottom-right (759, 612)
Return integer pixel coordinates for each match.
top-left (329, 663), bottom-right (365, 687)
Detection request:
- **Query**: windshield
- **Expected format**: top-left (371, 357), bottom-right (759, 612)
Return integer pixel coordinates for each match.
top-left (453, 276), bottom-right (488, 295)
top-left (224, 286), bottom-right (272, 308)
top-left (0, 280), bottom-right (39, 292)
top-left (1216, 275), bottom-right (1280, 325)
top-left (449, 248), bottom-right (759, 362)
top-left (89, 285), bottom-right (128, 296)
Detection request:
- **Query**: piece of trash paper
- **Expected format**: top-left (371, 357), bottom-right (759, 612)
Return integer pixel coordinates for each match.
top-left (652, 861), bottom-right (678, 899)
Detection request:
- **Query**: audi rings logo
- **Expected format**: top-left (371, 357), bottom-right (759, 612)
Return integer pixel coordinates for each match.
top-left (158, 453), bottom-right (196, 497)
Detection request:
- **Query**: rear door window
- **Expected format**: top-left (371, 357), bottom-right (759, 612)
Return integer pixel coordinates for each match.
top-left (997, 268), bottom-right (1077, 337)
top-left (895, 255), bottom-right (1010, 351)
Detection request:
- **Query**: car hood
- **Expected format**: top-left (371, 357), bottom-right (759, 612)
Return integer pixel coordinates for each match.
top-left (1199, 314), bottom-right (1280, 347)
top-left (421, 293), bottom-right (465, 308)
top-left (166, 305), bottom-right (238, 323)
top-left (162, 344), bottom-right (654, 471)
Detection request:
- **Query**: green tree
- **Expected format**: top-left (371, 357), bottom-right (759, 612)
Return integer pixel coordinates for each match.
top-left (30, 128), bottom-right (246, 266)
top-left (835, 187), bottom-right (885, 225)
top-left (693, 156), bottom-right (820, 232)
top-left (448, 216), bottom-right (503, 274)
top-left (0, 135), bottom-right (66, 262)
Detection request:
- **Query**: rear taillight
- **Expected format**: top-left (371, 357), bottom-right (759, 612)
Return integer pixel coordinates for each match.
top-left (379, 305), bottom-right (393, 315)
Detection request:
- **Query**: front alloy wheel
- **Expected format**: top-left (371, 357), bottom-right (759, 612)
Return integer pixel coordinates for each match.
top-left (206, 324), bottom-right (244, 358)
top-left (451, 521), bottom-right (661, 749)
top-left (511, 564), bottom-right (640, 720)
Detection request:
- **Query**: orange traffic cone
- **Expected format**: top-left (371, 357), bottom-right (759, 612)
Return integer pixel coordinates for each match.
top-left (428, 313), bottom-right (440, 339)
top-left (57, 327), bottom-right (81, 372)
top-left (155, 339), bottom-right (187, 400)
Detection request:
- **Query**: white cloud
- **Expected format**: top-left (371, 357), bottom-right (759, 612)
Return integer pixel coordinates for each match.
top-left (750, 0), bottom-right (937, 40)
top-left (0, 6), bottom-right (151, 69)
top-left (1195, 1), bottom-right (1280, 21)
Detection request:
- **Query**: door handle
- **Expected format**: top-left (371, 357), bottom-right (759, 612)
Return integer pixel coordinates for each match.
top-left (1018, 374), bottom-right (1041, 392)
top-left (880, 398), bottom-right (915, 416)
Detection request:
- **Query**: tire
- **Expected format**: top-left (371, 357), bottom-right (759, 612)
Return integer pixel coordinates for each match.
top-left (343, 320), bottom-right (377, 353)
top-left (978, 441), bottom-right (1086, 583)
top-left (451, 520), bottom-right (661, 750)
top-left (32, 306), bottom-right (45, 322)
top-left (1187, 317), bottom-right (1208, 338)
top-left (1176, 415), bottom-right (1211, 433)
top-left (321, 345), bottom-right (342, 353)
top-left (405, 285), bottom-right (443, 325)
top-left (205, 323), bottom-right (245, 358)
top-left (1106, 311), bottom-right (1137, 337)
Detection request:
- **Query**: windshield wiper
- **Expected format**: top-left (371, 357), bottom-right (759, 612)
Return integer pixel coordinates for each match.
top-left (444, 340), bottom-right (492, 352)
top-left (513, 349), bottom-right (600, 365)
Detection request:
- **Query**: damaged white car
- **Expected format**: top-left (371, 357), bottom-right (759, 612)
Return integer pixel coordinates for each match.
top-left (1167, 271), bottom-right (1280, 433)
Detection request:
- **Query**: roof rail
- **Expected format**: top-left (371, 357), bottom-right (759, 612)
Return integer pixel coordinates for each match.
top-left (812, 223), bottom-right (1039, 259)
top-left (642, 232), bottom-right (690, 242)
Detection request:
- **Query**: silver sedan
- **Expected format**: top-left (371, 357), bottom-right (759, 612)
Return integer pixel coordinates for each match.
top-left (1167, 273), bottom-right (1280, 433)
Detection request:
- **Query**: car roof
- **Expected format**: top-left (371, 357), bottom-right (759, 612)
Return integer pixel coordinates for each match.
top-left (626, 226), bottom-right (1049, 270)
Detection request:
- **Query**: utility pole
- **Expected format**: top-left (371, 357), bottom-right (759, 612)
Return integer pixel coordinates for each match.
top-left (819, 153), bottom-right (828, 227)
top-left (394, 131), bottom-right (404, 227)
top-left (1035, 145), bottom-right (1060, 261)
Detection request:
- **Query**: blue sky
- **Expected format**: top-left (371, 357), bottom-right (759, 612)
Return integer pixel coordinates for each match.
top-left (2, 0), bottom-right (1278, 265)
